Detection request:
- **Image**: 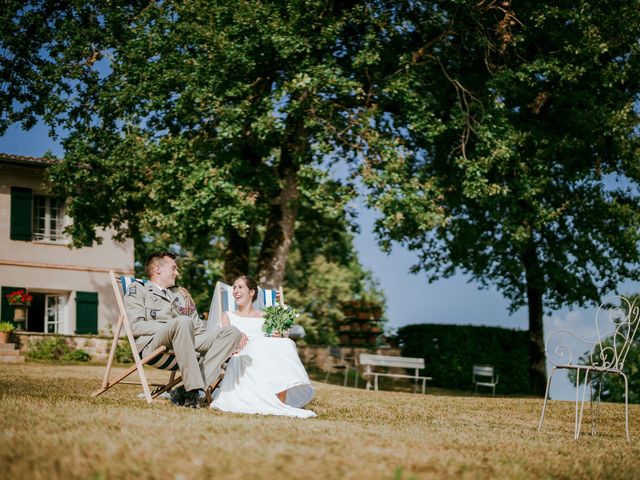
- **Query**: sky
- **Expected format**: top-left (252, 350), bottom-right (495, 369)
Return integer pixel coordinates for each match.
top-left (2, 121), bottom-right (639, 401)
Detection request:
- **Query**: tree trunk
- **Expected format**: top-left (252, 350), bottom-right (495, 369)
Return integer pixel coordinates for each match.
top-left (256, 93), bottom-right (308, 288)
top-left (522, 239), bottom-right (547, 396)
top-left (223, 227), bottom-right (250, 284)
top-left (257, 164), bottom-right (299, 288)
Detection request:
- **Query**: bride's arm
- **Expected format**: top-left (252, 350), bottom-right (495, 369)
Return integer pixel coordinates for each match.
top-left (221, 312), bottom-right (231, 327)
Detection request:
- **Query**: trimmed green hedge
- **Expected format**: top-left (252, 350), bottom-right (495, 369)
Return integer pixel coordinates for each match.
top-left (397, 324), bottom-right (530, 395)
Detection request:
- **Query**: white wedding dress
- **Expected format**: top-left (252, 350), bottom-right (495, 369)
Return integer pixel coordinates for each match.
top-left (210, 311), bottom-right (316, 418)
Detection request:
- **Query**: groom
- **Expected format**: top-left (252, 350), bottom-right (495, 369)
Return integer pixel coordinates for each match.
top-left (124, 251), bottom-right (246, 408)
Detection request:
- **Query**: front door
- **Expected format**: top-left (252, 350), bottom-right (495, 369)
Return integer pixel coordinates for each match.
top-left (45, 295), bottom-right (66, 333)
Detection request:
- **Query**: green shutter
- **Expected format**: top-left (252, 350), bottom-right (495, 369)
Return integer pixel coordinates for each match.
top-left (75, 291), bottom-right (99, 334)
top-left (1, 286), bottom-right (24, 323)
top-left (10, 187), bottom-right (33, 241)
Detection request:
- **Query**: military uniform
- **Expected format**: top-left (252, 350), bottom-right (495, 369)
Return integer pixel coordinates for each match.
top-left (124, 280), bottom-right (242, 392)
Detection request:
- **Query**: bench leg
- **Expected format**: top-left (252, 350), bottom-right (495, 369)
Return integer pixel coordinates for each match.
top-left (374, 375), bottom-right (379, 391)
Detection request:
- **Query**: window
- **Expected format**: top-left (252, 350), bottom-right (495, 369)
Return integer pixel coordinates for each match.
top-left (45, 295), bottom-right (66, 334)
top-left (33, 195), bottom-right (66, 242)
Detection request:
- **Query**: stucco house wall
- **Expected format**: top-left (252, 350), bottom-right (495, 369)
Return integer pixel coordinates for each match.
top-left (0, 153), bottom-right (134, 334)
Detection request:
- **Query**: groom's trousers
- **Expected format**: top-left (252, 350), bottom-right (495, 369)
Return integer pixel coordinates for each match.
top-left (139, 317), bottom-right (242, 392)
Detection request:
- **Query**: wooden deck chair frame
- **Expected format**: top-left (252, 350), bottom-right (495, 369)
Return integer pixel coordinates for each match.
top-left (92, 271), bottom-right (184, 404)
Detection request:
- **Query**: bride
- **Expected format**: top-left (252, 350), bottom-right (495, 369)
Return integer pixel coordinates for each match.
top-left (209, 275), bottom-right (316, 418)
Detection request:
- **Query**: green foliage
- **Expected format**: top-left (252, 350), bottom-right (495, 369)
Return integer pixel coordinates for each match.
top-left (357, 0), bottom-right (640, 393)
top-left (598, 341), bottom-right (640, 404)
top-left (27, 337), bottom-right (72, 361)
top-left (397, 324), bottom-right (530, 394)
top-left (285, 248), bottom-right (386, 345)
top-left (114, 341), bottom-right (134, 364)
top-left (62, 349), bottom-right (91, 363)
top-left (27, 337), bottom-right (90, 362)
top-left (0, 322), bottom-right (15, 333)
top-left (262, 305), bottom-right (297, 336)
top-left (0, 0), bottom-right (376, 286)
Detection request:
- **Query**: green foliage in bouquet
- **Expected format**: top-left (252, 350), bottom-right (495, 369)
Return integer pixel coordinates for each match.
top-left (262, 305), bottom-right (297, 337)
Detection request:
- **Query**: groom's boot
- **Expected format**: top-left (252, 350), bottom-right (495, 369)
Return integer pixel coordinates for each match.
top-left (205, 362), bottom-right (228, 403)
top-left (183, 389), bottom-right (206, 409)
top-left (169, 386), bottom-right (187, 406)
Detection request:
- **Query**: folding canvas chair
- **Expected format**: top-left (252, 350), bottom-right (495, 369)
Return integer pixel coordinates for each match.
top-left (206, 280), bottom-right (307, 341)
top-left (92, 271), bottom-right (184, 404)
top-left (472, 365), bottom-right (498, 395)
top-left (538, 295), bottom-right (640, 441)
top-left (207, 280), bottom-right (284, 331)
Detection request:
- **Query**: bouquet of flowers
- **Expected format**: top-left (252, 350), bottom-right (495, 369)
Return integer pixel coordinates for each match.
top-left (5, 289), bottom-right (32, 306)
top-left (262, 304), bottom-right (297, 336)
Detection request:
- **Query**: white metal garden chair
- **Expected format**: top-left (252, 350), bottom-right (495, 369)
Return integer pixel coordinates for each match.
top-left (472, 365), bottom-right (498, 395)
top-left (324, 345), bottom-right (358, 387)
top-left (538, 295), bottom-right (640, 441)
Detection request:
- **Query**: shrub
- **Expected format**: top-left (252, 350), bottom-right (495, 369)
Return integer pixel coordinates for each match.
top-left (27, 337), bottom-right (91, 362)
top-left (0, 321), bottom-right (15, 333)
top-left (397, 323), bottom-right (530, 395)
top-left (27, 337), bottom-right (71, 360)
top-left (62, 349), bottom-right (91, 362)
top-left (115, 341), bottom-right (133, 363)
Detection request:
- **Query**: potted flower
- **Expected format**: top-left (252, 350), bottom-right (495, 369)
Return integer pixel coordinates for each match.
top-left (0, 321), bottom-right (15, 343)
top-left (5, 289), bottom-right (32, 330)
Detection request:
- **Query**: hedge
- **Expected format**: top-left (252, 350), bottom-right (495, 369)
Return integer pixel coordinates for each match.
top-left (397, 323), bottom-right (530, 395)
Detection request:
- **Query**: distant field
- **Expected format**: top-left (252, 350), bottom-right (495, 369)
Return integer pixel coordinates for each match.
top-left (1, 363), bottom-right (639, 479)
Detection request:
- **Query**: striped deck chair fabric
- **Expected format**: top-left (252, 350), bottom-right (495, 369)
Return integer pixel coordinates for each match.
top-left (206, 280), bottom-right (304, 339)
top-left (207, 281), bottom-right (283, 331)
top-left (119, 276), bottom-right (179, 372)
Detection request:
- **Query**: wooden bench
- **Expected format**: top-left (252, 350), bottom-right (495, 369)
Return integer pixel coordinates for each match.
top-left (359, 353), bottom-right (432, 394)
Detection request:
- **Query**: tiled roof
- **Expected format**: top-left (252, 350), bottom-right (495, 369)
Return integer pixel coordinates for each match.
top-left (0, 153), bottom-right (61, 167)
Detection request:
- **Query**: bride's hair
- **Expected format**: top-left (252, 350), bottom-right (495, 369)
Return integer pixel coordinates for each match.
top-left (234, 275), bottom-right (258, 302)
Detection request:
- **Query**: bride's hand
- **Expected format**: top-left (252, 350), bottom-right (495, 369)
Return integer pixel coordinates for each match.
top-left (271, 331), bottom-right (282, 338)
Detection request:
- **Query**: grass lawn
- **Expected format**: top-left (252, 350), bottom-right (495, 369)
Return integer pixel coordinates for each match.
top-left (1, 362), bottom-right (639, 479)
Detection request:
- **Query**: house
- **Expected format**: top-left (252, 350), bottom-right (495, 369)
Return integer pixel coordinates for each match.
top-left (0, 153), bottom-right (134, 335)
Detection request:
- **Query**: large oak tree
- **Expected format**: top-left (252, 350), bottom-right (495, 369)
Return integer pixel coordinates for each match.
top-left (360, 0), bottom-right (640, 394)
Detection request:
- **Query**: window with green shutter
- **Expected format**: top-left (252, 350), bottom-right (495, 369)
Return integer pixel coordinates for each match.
top-left (10, 187), bottom-right (33, 241)
top-left (75, 291), bottom-right (99, 334)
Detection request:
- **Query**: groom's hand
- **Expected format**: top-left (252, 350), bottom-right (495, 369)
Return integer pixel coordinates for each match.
top-left (237, 333), bottom-right (248, 351)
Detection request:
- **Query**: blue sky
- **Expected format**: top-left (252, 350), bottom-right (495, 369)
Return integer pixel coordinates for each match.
top-left (2, 121), bottom-right (639, 401)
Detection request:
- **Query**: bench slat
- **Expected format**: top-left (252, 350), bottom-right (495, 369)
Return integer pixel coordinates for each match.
top-left (359, 353), bottom-right (425, 369)
top-left (364, 372), bottom-right (432, 380)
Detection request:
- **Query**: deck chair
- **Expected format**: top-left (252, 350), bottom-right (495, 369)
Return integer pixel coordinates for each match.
top-left (538, 295), bottom-right (640, 441)
top-left (324, 346), bottom-right (358, 387)
top-left (472, 365), bottom-right (498, 395)
top-left (92, 271), bottom-right (191, 404)
top-left (207, 280), bottom-right (307, 339)
top-left (207, 281), bottom-right (280, 328)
